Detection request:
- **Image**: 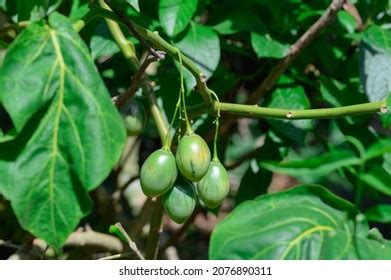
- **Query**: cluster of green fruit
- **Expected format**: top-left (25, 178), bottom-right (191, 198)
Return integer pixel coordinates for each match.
top-left (121, 98), bottom-right (230, 224)
top-left (140, 132), bottom-right (229, 224)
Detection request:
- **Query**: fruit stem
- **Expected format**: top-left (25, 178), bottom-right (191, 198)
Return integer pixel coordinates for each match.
top-left (211, 91), bottom-right (221, 161)
top-left (176, 49), bottom-right (193, 135)
top-left (163, 97), bottom-right (181, 149)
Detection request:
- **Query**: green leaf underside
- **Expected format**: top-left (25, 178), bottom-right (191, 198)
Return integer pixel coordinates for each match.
top-left (360, 25), bottom-right (391, 103)
top-left (159, 0), bottom-right (198, 37)
top-left (0, 13), bottom-right (126, 249)
top-left (210, 185), bottom-right (391, 260)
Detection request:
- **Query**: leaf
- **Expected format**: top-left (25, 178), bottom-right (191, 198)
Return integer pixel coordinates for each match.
top-left (365, 204), bottom-right (391, 223)
top-left (363, 25), bottom-right (391, 54)
top-left (159, 0), bottom-right (198, 37)
top-left (319, 76), bottom-right (368, 124)
top-left (210, 185), bottom-right (391, 259)
top-left (16, 0), bottom-right (48, 21)
top-left (365, 138), bottom-right (391, 161)
top-left (260, 150), bottom-right (361, 177)
top-left (0, 13), bottom-right (126, 249)
top-left (213, 10), bottom-right (267, 35)
top-left (174, 23), bottom-right (220, 90)
top-left (89, 23), bottom-right (120, 60)
top-left (126, 0), bottom-right (140, 12)
top-left (337, 11), bottom-right (356, 34)
top-left (359, 167), bottom-right (391, 195)
top-left (360, 25), bottom-right (391, 103)
top-left (265, 85), bottom-right (312, 144)
top-left (251, 32), bottom-right (289, 59)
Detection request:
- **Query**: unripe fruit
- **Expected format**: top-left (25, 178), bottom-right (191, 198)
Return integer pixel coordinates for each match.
top-left (197, 160), bottom-right (230, 208)
top-left (120, 98), bottom-right (147, 136)
top-left (176, 133), bottom-right (211, 182)
top-left (140, 148), bottom-right (177, 197)
top-left (163, 178), bottom-right (196, 224)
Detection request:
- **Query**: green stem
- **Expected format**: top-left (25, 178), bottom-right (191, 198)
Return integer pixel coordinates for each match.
top-left (176, 49), bottom-right (192, 134)
top-left (145, 89), bottom-right (168, 144)
top-left (98, 0), bottom-right (138, 70)
top-left (210, 91), bottom-right (221, 161)
top-left (133, 24), bottom-right (213, 103)
top-left (189, 100), bottom-right (386, 120)
top-left (163, 98), bottom-right (180, 149)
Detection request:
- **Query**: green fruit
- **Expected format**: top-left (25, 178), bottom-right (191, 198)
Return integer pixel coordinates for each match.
top-left (176, 133), bottom-right (211, 182)
top-left (140, 148), bottom-right (177, 197)
top-left (120, 98), bottom-right (147, 136)
top-left (197, 160), bottom-right (230, 208)
top-left (163, 178), bottom-right (196, 224)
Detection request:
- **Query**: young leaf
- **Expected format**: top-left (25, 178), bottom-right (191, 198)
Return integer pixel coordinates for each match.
top-left (251, 32), bottom-right (289, 59)
top-left (0, 13), bottom-right (126, 249)
top-left (210, 185), bottom-right (391, 259)
top-left (159, 0), bottom-right (198, 37)
top-left (126, 0), bottom-right (140, 12)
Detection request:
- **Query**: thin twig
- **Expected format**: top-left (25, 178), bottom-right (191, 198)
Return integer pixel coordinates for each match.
top-left (104, 0), bottom-right (164, 60)
top-left (64, 226), bottom-right (124, 252)
top-left (343, 2), bottom-right (363, 31)
top-left (145, 197), bottom-right (164, 260)
top-left (113, 53), bottom-right (165, 107)
top-left (113, 223), bottom-right (145, 260)
top-left (248, 0), bottom-right (347, 104)
top-left (99, 251), bottom-right (134, 260)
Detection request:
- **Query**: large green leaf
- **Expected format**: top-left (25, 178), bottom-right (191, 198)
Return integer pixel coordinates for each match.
top-left (159, 0), bottom-right (198, 37)
top-left (260, 150), bottom-right (361, 177)
top-left (210, 185), bottom-right (391, 259)
top-left (175, 23), bottom-right (220, 90)
top-left (0, 13), bottom-right (126, 248)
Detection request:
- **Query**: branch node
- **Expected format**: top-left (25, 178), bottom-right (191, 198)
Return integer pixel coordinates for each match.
top-left (380, 106), bottom-right (388, 114)
top-left (286, 111), bottom-right (293, 118)
top-left (199, 73), bottom-right (207, 83)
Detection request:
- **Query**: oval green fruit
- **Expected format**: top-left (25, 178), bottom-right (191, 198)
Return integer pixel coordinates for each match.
top-left (176, 133), bottom-right (211, 182)
top-left (197, 160), bottom-right (230, 208)
top-left (140, 148), bottom-right (177, 197)
top-left (120, 98), bottom-right (147, 136)
top-left (163, 178), bottom-right (196, 224)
